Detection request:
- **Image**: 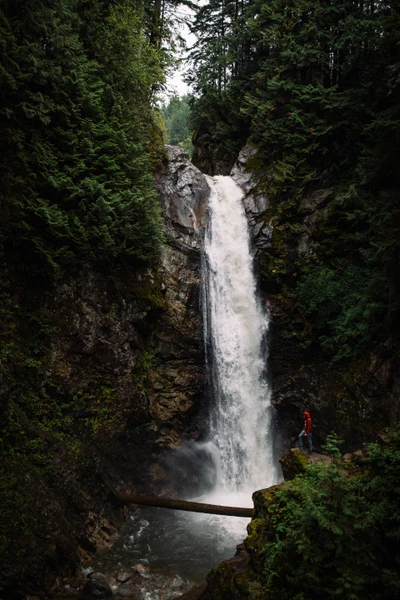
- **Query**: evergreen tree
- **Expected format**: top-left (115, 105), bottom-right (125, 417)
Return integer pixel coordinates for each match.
top-left (161, 94), bottom-right (193, 154)
top-left (0, 0), bottom-right (166, 278)
top-left (187, 0), bottom-right (259, 168)
top-left (188, 0), bottom-right (400, 359)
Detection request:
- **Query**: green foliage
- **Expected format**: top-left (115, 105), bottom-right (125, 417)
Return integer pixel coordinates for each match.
top-left (187, 0), bottom-right (254, 165)
top-left (240, 0), bottom-right (400, 188)
top-left (188, 0), bottom-right (400, 360)
top-left (259, 428), bottom-right (400, 599)
top-left (322, 432), bottom-right (344, 460)
top-left (0, 0), bottom-right (166, 278)
top-left (294, 180), bottom-right (400, 360)
top-left (296, 261), bottom-right (387, 361)
top-left (0, 1), bottom-right (187, 590)
top-left (161, 94), bottom-right (193, 155)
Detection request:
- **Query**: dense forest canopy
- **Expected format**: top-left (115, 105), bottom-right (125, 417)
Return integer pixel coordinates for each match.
top-left (161, 94), bottom-right (193, 154)
top-left (0, 0), bottom-right (195, 278)
top-left (189, 0), bottom-right (400, 361)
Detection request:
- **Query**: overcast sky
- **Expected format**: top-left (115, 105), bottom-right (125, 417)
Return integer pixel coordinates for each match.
top-left (165, 1), bottom-right (203, 97)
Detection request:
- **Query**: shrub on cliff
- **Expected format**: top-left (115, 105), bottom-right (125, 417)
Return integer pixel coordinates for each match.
top-left (259, 431), bottom-right (400, 599)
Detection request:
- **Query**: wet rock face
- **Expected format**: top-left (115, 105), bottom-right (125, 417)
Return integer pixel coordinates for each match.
top-left (149, 146), bottom-right (209, 453)
top-left (230, 145), bottom-right (272, 256)
top-left (48, 267), bottom-right (153, 412)
top-left (159, 146), bottom-right (209, 253)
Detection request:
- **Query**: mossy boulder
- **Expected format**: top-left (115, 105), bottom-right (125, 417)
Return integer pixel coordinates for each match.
top-left (279, 448), bottom-right (309, 480)
top-left (199, 546), bottom-right (255, 600)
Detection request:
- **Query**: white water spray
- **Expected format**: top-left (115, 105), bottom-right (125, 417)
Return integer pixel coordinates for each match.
top-left (201, 176), bottom-right (279, 506)
top-left (81, 175), bottom-right (281, 591)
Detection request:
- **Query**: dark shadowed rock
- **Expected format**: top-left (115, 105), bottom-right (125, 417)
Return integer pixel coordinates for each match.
top-left (279, 448), bottom-right (308, 480)
top-left (132, 564), bottom-right (150, 575)
top-left (116, 571), bottom-right (131, 583)
top-left (117, 582), bottom-right (140, 597)
top-left (79, 575), bottom-right (113, 599)
top-left (177, 584), bottom-right (207, 599)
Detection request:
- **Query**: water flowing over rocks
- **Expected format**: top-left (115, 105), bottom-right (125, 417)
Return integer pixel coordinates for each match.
top-left (6, 141), bottom-right (400, 599)
top-left (202, 173), bottom-right (280, 492)
top-left (215, 143), bottom-right (400, 456)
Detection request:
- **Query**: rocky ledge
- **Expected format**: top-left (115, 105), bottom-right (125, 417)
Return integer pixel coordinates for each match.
top-left (194, 447), bottom-right (366, 600)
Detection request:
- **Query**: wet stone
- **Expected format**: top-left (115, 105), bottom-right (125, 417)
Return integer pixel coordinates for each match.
top-left (116, 572), bottom-right (131, 583)
top-left (116, 582), bottom-right (140, 597)
top-left (79, 575), bottom-right (114, 600)
top-left (171, 576), bottom-right (184, 589)
top-left (132, 563), bottom-right (150, 575)
top-left (103, 575), bottom-right (117, 589)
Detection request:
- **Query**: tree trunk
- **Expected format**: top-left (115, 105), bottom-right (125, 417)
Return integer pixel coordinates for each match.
top-left (150, 0), bottom-right (163, 48)
top-left (114, 494), bottom-right (254, 518)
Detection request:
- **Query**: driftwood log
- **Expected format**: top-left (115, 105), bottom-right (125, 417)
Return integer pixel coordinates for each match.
top-left (114, 493), bottom-right (253, 518)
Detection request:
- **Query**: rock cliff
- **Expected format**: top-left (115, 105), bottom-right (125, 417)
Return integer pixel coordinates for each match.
top-left (149, 146), bottom-right (209, 452)
top-left (230, 144), bottom-right (271, 256)
top-left (0, 146), bottom-right (210, 598)
top-left (221, 144), bottom-right (400, 454)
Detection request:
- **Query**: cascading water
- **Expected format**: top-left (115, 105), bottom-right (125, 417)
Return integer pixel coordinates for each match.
top-left (66, 174), bottom-right (281, 599)
top-left (200, 175), bottom-right (279, 507)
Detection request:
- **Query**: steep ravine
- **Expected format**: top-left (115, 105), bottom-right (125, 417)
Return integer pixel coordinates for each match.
top-left (0, 146), bottom-right (209, 599)
top-left (210, 145), bottom-right (400, 455)
top-left (186, 145), bottom-right (400, 600)
top-left (2, 144), bottom-right (399, 599)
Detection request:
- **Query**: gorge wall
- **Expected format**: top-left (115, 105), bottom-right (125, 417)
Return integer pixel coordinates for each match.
top-left (2, 143), bottom-right (399, 598)
top-left (0, 146), bottom-right (209, 598)
top-left (188, 144), bottom-right (400, 600)
top-left (195, 143), bottom-right (400, 455)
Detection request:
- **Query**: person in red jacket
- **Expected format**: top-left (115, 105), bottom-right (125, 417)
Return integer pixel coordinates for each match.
top-left (299, 411), bottom-right (313, 452)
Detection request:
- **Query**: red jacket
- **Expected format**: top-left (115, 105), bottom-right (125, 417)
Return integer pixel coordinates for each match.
top-left (303, 412), bottom-right (313, 434)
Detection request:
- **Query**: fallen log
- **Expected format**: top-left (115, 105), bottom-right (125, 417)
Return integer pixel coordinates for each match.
top-left (114, 493), bottom-right (253, 518)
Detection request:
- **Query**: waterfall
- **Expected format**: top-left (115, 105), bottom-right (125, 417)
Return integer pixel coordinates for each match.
top-left (75, 174), bottom-right (282, 593)
top-left (201, 175), bottom-right (279, 504)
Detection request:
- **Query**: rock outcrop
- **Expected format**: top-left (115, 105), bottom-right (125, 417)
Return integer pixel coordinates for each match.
top-left (0, 146), bottom-right (210, 598)
top-left (230, 144), bottom-right (272, 256)
top-left (150, 146), bottom-right (209, 452)
top-left (159, 145), bottom-right (209, 252)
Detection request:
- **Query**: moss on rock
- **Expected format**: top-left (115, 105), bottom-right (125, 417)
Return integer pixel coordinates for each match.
top-left (279, 448), bottom-right (308, 480)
